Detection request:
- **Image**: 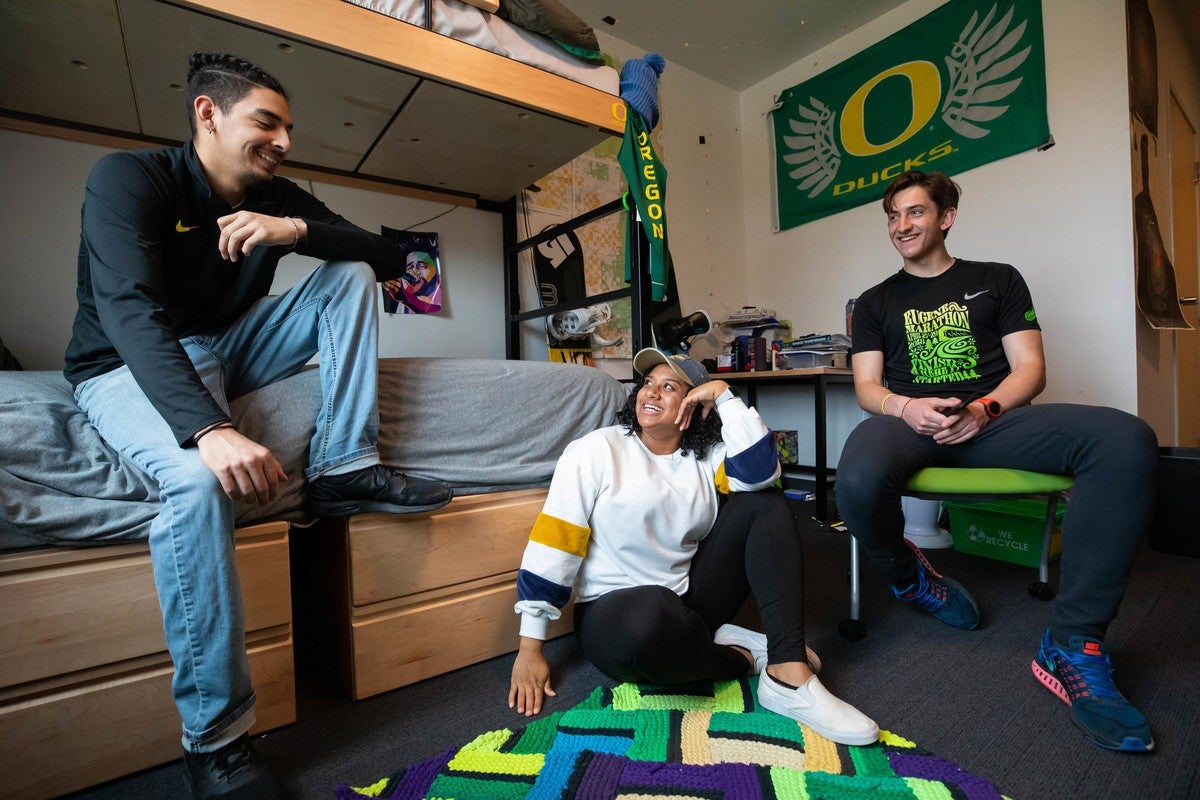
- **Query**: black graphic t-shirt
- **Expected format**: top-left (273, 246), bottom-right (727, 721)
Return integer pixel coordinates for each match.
top-left (852, 260), bottom-right (1040, 398)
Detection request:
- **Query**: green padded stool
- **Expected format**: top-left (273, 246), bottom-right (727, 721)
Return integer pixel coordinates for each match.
top-left (840, 467), bottom-right (1074, 640)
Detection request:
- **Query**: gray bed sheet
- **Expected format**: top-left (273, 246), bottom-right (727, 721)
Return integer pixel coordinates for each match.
top-left (0, 358), bottom-right (628, 548)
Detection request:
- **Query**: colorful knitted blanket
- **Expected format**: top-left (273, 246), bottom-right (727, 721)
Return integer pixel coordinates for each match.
top-left (336, 676), bottom-right (1011, 800)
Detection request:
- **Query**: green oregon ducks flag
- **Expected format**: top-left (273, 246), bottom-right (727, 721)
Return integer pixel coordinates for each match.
top-left (618, 109), bottom-right (671, 302)
top-left (772, 0), bottom-right (1050, 230)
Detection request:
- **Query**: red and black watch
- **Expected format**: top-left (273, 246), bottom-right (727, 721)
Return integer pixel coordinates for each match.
top-left (973, 397), bottom-right (1003, 419)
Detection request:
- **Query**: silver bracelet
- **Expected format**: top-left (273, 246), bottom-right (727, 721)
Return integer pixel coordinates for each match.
top-left (287, 217), bottom-right (301, 249)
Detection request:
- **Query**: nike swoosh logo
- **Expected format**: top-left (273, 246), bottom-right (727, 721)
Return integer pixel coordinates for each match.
top-left (176, 220), bottom-right (198, 232)
top-left (964, 290), bottom-right (988, 300)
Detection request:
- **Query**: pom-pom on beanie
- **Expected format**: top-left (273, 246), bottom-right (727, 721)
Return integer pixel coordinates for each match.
top-left (620, 53), bottom-right (666, 128)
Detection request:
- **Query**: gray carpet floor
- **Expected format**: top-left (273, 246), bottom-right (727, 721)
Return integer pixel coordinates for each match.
top-left (64, 500), bottom-right (1200, 800)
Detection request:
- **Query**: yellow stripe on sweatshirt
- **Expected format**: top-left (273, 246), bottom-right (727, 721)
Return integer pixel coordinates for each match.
top-left (714, 462), bottom-right (730, 495)
top-left (529, 512), bottom-right (590, 557)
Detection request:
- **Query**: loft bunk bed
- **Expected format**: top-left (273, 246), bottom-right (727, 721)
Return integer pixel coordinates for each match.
top-left (0, 0), bottom-right (653, 356)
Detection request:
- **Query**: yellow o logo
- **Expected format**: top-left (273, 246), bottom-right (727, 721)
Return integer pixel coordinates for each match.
top-left (840, 60), bottom-right (941, 157)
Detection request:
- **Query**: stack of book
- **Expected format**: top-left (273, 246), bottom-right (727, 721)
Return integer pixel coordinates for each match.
top-left (777, 333), bottom-right (851, 369)
top-left (716, 307), bottom-right (792, 372)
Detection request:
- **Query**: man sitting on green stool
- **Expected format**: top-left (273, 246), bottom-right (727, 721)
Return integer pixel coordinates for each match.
top-left (836, 169), bottom-right (1157, 753)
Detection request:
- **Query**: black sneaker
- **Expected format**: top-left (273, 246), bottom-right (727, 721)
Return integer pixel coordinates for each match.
top-left (306, 464), bottom-right (453, 517)
top-left (182, 735), bottom-right (285, 799)
top-left (889, 539), bottom-right (981, 630)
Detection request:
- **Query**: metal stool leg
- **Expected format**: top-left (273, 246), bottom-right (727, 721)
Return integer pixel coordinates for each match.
top-left (1029, 493), bottom-right (1057, 600)
top-left (840, 535), bottom-right (866, 640)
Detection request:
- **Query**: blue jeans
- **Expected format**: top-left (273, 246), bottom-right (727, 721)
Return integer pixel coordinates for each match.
top-left (74, 260), bottom-right (381, 751)
top-left (835, 404), bottom-right (1157, 643)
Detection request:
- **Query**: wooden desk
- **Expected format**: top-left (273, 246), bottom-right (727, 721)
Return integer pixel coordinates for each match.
top-left (718, 368), bottom-right (854, 521)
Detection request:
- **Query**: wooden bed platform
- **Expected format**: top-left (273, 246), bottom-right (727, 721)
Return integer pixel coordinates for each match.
top-left (0, 521), bottom-right (295, 800)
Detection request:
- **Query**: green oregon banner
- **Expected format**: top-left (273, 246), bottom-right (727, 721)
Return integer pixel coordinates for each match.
top-left (772, 0), bottom-right (1050, 231)
top-left (619, 109), bottom-right (671, 302)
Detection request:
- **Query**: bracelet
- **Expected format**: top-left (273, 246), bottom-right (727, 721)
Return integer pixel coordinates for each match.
top-left (193, 421), bottom-right (234, 444)
top-left (899, 398), bottom-right (914, 421)
top-left (881, 393), bottom-right (896, 416)
top-left (287, 217), bottom-right (301, 249)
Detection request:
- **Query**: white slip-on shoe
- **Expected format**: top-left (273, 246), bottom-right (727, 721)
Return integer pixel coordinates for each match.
top-left (757, 670), bottom-right (880, 746)
top-left (713, 624), bottom-right (821, 675)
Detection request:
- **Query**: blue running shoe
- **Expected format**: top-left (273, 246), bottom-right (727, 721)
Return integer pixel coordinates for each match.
top-left (890, 540), bottom-right (980, 630)
top-left (1032, 630), bottom-right (1154, 752)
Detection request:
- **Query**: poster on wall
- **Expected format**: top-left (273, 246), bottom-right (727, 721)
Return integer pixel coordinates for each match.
top-left (380, 228), bottom-right (443, 314)
top-left (771, 0), bottom-right (1052, 231)
top-left (520, 142), bottom-right (630, 359)
top-left (1126, 0), bottom-right (1192, 330)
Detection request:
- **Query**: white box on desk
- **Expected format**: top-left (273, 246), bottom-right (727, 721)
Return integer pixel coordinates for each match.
top-left (782, 351), bottom-right (847, 368)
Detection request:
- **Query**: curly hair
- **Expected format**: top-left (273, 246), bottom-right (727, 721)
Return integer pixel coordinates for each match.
top-left (615, 376), bottom-right (723, 459)
top-left (186, 52), bottom-right (288, 137)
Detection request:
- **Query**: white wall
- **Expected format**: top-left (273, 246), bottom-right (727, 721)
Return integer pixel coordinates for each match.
top-left (0, 128), bottom-right (506, 371)
top-left (738, 0), bottom-right (1138, 413)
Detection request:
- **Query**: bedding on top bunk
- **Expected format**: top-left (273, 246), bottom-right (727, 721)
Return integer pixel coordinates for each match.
top-left (0, 359), bottom-right (628, 549)
top-left (346, 0), bottom-right (619, 94)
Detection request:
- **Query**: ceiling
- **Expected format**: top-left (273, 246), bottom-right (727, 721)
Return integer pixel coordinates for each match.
top-left (564, 0), bottom-right (911, 90)
top-left (566, 0), bottom-right (1200, 93)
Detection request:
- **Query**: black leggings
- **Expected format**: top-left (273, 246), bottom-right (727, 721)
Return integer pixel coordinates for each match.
top-left (573, 488), bottom-right (805, 684)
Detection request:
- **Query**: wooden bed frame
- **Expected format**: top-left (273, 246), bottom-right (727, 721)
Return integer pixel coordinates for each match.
top-left (294, 488), bottom-right (574, 700)
top-left (0, 521), bottom-right (295, 800)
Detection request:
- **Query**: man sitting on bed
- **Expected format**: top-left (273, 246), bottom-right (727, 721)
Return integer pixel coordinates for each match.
top-left (62, 52), bottom-right (451, 799)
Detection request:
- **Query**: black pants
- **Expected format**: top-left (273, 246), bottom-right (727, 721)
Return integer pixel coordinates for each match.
top-left (836, 403), bottom-right (1157, 642)
top-left (573, 488), bottom-right (805, 684)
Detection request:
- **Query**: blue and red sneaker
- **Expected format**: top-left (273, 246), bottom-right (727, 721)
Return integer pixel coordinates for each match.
top-left (1032, 629), bottom-right (1154, 752)
top-left (889, 539), bottom-right (981, 630)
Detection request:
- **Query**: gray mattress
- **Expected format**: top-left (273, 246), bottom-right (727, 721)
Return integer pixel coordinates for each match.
top-left (0, 358), bottom-right (628, 548)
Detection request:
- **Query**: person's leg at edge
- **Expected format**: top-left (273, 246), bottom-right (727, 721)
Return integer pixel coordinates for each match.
top-left (196, 260), bottom-right (381, 477)
top-left (835, 415), bottom-right (940, 587)
top-left (946, 404), bottom-right (1157, 751)
top-left (573, 585), bottom-right (747, 685)
top-left (835, 415), bottom-right (980, 630)
top-left (686, 489), bottom-right (807, 669)
top-left (197, 260), bottom-right (450, 515)
top-left (686, 489), bottom-right (879, 744)
top-left (75, 364), bottom-right (254, 755)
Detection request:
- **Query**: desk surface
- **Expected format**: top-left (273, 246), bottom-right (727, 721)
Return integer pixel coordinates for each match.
top-left (717, 368), bottom-right (853, 381)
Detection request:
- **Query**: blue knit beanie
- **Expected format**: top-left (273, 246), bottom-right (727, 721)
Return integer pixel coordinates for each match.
top-left (620, 53), bottom-right (666, 128)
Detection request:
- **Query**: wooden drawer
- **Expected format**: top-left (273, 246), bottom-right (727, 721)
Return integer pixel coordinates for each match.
top-left (0, 521), bottom-right (295, 800)
top-left (304, 489), bottom-right (575, 699)
top-left (349, 572), bottom-right (572, 698)
top-left (346, 488), bottom-right (546, 606)
top-left (0, 633), bottom-right (294, 800)
top-left (0, 521), bottom-right (292, 689)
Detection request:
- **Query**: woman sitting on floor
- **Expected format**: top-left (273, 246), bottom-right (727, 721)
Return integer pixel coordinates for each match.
top-left (507, 348), bottom-right (879, 745)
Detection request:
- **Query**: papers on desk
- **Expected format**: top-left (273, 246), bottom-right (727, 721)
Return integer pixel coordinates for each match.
top-left (777, 333), bottom-right (850, 369)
